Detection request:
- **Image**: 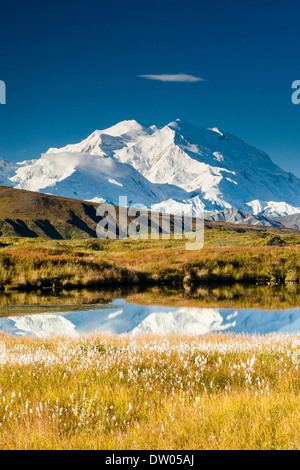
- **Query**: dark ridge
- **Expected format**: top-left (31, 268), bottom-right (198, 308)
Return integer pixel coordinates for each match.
top-left (82, 203), bottom-right (100, 223)
top-left (5, 219), bottom-right (38, 238)
top-left (67, 210), bottom-right (97, 237)
top-left (33, 219), bottom-right (64, 240)
top-left (0, 185), bottom-right (299, 240)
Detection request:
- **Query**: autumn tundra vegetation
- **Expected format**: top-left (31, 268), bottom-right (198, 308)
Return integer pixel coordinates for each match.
top-left (1, 231), bottom-right (300, 291)
top-left (1, 194), bottom-right (300, 449)
top-left (0, 332), bottom-right (299, 450)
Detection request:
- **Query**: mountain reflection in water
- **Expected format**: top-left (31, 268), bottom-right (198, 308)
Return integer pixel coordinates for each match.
top-left (0, 298), bottom-right (300, 338)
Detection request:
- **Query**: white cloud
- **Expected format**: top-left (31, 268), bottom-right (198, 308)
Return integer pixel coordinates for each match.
top-left (138, 73), bottom-right (205, 83)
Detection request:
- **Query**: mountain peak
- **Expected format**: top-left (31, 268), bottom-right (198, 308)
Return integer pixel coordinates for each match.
top-left (100, 120), bottom-right (144, 137)
top-left (4, 118), bottom-right (300, 218)
top-left (209, 127), bottom-right (224, 136)
top-left (167, 118), bottom-right (190, 129)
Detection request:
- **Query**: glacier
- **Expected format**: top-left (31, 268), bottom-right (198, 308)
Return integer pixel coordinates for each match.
top-left (2, 118), bottom-right (300, 217)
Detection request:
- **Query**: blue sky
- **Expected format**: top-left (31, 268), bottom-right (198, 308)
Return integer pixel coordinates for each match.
top-left (1, 0), bottom-right (300, 175)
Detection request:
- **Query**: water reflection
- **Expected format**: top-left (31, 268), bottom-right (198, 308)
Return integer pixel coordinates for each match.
top-left (0, 298), bottom-right (300, 338)
top-left (1, 283), bottom-right (300, 311)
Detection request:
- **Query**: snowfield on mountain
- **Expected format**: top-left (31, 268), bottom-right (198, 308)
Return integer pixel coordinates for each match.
top-left (2, 119), bottom-right (300, 217)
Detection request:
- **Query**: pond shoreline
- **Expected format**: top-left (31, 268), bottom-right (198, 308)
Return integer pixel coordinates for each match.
top-left (1, 277), bottom-right (299, 294)
top-left (1, 238), bottom-right (300, 292)
top-left (1, 283), bottom-right (300, 312)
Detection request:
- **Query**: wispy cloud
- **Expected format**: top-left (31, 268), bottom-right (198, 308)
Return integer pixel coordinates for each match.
top-left (138, 73), bottom-right (205, 83)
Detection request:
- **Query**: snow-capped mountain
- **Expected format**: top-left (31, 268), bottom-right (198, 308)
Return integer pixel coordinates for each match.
top-left (0, 158), bottom-right (17, 187)
top-left (2, 119), bottom-right (300, 217)
top-left (9, 151), bottom-right (186, 208)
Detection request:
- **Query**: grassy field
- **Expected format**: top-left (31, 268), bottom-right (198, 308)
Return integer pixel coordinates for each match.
top-left (1, 231), bottom-right (300, 290)
top-left (1, 185), bottom-right (300, 289)
top-left (1, 207), bottom-right (300, 450)
top-left (0, 332), bottom-right (299, 450)
top-left (1, 188), bottom-right (300, 451)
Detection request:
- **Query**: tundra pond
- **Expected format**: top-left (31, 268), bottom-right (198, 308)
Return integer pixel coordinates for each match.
top-left (0, 285), bottom-right (300, 338)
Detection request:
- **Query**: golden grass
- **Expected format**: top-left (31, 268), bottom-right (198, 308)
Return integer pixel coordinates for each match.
top-left (0, 332), bottom-right (299, 450)
top-left (1, 237), bottom-right (300, 290)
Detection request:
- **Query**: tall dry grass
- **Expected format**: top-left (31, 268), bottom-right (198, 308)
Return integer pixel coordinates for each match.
top-left (1, 239), bottom-right (300, 290)
top-left (0, 332), bottom-right (299, 449)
